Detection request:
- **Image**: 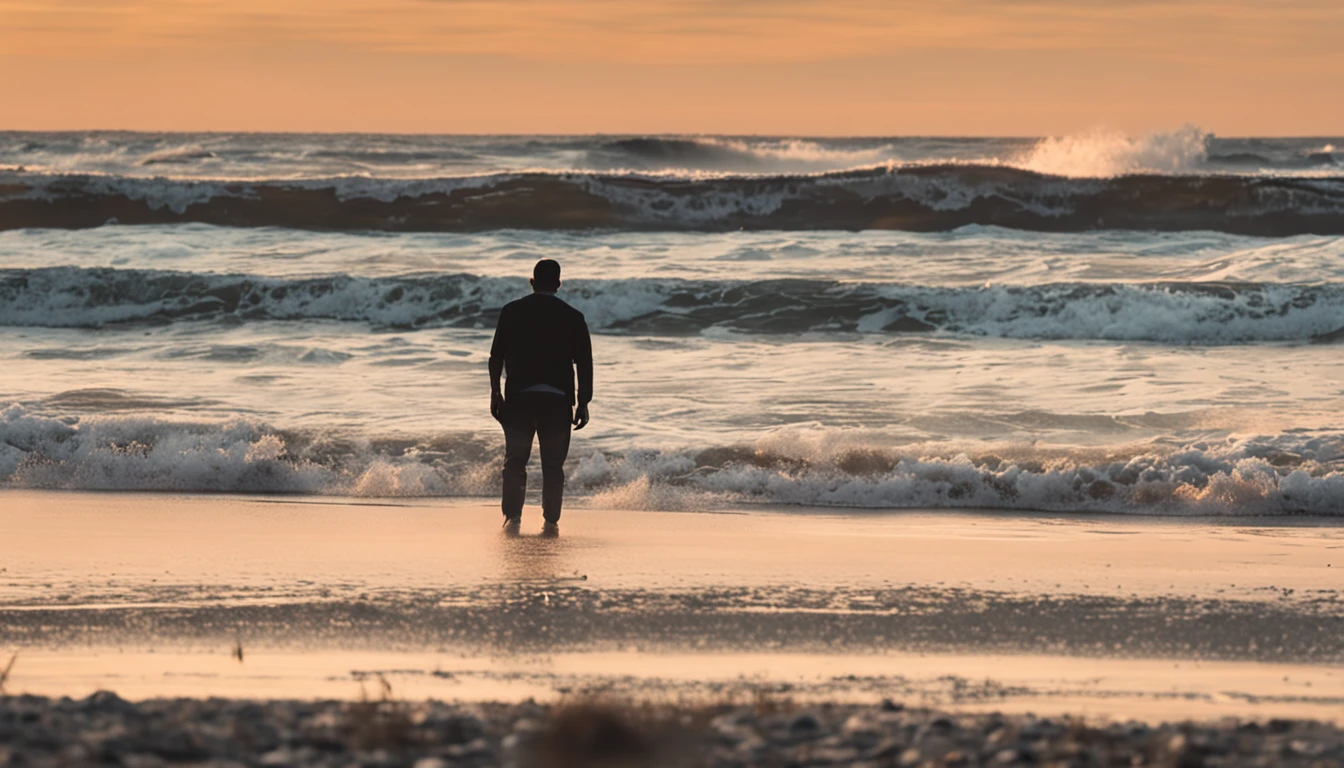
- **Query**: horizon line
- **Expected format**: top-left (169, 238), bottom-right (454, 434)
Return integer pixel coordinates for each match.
top-left (2, 127), bottom-right (1341, 140)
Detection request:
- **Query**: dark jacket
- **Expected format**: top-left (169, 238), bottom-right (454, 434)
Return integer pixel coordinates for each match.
top-left (489, 293), bottom-right (593, 405)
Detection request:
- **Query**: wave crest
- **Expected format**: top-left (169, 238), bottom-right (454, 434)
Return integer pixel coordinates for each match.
top-left (4, 406), bottom-right (1342, 516)
top-left (587, 137), bottom-right (890, 173)
top-left (3, 165), bottom-right (1342, 235)
top-left (3, 267), bottom-right (1342, 343)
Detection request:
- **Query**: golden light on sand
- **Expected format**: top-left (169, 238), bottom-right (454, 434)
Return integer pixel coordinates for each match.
top-left (1, 0), bottom-right (1341, 132)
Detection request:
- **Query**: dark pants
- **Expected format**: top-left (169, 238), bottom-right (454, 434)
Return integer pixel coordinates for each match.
top-left (500, 393), bottom-right (573, 522)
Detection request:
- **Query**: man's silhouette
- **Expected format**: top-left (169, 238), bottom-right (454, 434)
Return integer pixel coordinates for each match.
top-left (489, 259), bottom-right (593, 536)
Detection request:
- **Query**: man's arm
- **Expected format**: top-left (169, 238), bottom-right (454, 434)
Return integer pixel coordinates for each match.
top-left (488, 306), bottom-right (509, 419)
top-left (575, 314), bottom-right (593, 405)
top-left (573, 314), bottom-right (593, 430)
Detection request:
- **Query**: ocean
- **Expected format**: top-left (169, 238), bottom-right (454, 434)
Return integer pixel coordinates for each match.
top-left (1, 128), bottom-right (1341, 515)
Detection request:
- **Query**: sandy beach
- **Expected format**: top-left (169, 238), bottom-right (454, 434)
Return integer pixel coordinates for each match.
top-left (4, 490), bottom-right (1343, 726)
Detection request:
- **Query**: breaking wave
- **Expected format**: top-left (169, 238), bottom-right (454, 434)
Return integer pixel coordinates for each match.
top-left (2, 267), bottom-right (1342, 343)
top-left (1016, 125), bottom-right (1211, 178)
top-left (3, 406), bottom-right (1342, 516)
top-left (0, 405), bottom-right (495, 497)
top-left (3, 165), bottom-right (1343, 235)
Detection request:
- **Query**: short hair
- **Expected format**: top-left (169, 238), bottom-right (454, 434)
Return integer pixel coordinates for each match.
top-left (533, 259), bottom-right (561, 288)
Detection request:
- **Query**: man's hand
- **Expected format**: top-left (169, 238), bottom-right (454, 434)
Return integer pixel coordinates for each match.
top-left (491, 391), bottom-right (505, 422)
top-left (573, 403), bottom-right (590, 430)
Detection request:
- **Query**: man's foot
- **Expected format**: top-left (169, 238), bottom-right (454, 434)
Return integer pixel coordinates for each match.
top-left (541, 521), bottom-right (560, 538)
top-left (502, 517), bottom-right (521, 536)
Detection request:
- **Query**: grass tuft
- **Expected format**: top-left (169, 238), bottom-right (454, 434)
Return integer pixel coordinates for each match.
top-left (0, 651), bottom-right (16, 696)
top-left (345, 673), bottom-right (414, 751)
top-left (526, 697), bottom-right (698, 768)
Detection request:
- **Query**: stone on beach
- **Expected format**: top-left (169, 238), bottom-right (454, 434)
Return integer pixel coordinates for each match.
top-left (5, 694), bottom-right (1344, 767)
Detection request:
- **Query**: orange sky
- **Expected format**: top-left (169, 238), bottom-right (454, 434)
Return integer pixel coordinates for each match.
top-left (2, 0), bottom-right (1341, 134)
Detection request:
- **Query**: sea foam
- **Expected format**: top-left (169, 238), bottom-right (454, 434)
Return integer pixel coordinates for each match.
top-left (3, 406), bottom-right (1342, 516)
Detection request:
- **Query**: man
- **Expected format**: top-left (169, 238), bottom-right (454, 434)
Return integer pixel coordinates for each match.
top-left (489, 259), bottom-right (593, 537)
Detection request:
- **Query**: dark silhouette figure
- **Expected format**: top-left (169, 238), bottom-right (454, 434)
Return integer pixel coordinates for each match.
top-left (489, 259), bottom-right (593, 535)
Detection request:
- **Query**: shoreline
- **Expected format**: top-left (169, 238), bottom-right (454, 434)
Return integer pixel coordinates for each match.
top-left (10, 486), bottom-right (1344, 525)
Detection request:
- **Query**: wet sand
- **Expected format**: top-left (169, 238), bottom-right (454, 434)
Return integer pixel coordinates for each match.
top-left (3, 490), bottom-right (1344, 722)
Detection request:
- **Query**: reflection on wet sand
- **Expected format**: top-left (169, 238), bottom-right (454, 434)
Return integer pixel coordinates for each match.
top-left (497, 528), bottom-right (582, 583)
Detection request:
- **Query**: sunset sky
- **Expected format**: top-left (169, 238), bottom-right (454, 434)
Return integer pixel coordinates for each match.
top-left (2, 0), bottom-right (1341, 135)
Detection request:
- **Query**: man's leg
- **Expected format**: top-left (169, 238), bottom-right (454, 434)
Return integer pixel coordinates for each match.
top-left (536, 399), bottom-right (574, 524)
top-left (500, 401), bottom-right (537, 521)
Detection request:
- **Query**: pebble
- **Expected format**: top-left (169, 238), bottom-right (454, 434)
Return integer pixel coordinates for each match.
top-left (790, 712), bottom-right (821, 734)
top-left (841, 713), bottom-right (882, 743)
top-left (1, 693), bottom-right (1343, 767)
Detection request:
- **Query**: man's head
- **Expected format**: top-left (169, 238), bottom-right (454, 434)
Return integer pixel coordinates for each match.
top-left (531, 259), bottom-right (562, 293)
